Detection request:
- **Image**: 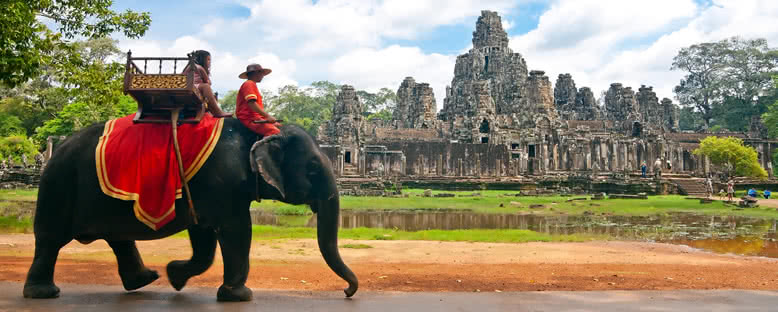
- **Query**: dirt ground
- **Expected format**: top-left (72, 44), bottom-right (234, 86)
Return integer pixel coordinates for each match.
top-left (758, 198), bottom-right (778, 208)
top-left (1, 234), bottom-right (777, 292)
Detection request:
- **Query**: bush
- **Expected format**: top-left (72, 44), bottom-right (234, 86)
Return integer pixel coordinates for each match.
top-left (0, 135), bottom-right (38, 163)
top-left (693, 136), bottom-right (767, 179)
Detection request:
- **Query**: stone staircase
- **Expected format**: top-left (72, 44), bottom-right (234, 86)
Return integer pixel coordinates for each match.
top-left (342, 165), bottom-right (359, 177)
top-left (671, 178), bottom-right (708, 197)
top-left (336, 177), bottom-right (387, 196)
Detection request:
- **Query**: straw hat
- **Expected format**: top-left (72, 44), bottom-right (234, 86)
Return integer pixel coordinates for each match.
top-left (238, 63), bottom-right (272, 79)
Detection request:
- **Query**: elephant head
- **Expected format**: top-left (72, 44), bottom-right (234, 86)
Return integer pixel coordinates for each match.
top-left (249, 126), bottom-right (358, 297)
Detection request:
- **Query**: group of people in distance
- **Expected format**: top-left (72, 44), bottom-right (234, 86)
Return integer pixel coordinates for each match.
top-left (183, 50), bottom-right (280, 137)
top-left (639, 158), bottom-right (672, 178)
top-left (711, 179), bottom-right (771, 201)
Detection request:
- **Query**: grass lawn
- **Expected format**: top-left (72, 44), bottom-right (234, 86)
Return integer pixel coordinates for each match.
top-left (213, 225), bottom-right (609, 243)
top-left (253, 189), bottom-right (778, 219)
top-left (0, 189), bottom-right (38, 202)
top-left (0, 216), bottom-right (32, 233)
top-left (5, 187), bottom-right (777, 219)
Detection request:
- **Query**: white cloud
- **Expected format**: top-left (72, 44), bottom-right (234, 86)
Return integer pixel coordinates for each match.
top-left (510, 0), bottom-right (778, 102)
top-left (329, 45), bottom-right (455, 106)
top-left (117, 0), bottom-right (778, 117)
top-left (245, 52), bottom-right (298, 91)
top-left (502, 20), bottom-right (514, 31)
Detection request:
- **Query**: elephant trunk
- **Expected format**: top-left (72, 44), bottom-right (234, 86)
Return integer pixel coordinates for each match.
top-left (315, 194), bottom-right (358, 297)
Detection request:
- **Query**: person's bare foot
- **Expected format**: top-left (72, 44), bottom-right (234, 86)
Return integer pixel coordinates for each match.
top-left (209, 107), bottom-right (233, 118)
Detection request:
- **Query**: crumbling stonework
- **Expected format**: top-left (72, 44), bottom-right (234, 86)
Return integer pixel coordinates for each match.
top-left (318, 85), bottom-right (363, 147)
top-left (316, 10), bottom-right (777, 182)
top-left (554, 74), bottom-right (600, 121)
top-left (526, 70), bottom-right (557, 120)
top-left (438, 10), bottom-right (529, 123)
top-left (749, 115), bottom-right (768, 139)
top-left (472, 10), bottom-right (509, 50)
top-left (393, 77), bottom-right (437, 129)
top-left (573, 87), bottom-right (601, 120)
top-left (554, 73), bottom-right (577, 117)
top-left (604, 83), bottom-right (639, 123)
top-left (661, 98), bottom-right (679, 132)
top-left (637, 85), bottom-right (661, 126)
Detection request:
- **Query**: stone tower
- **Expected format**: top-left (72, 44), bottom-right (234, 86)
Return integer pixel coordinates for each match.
top-left (472, 10), bottom-right (510, 49)
top-left (438, 10), bottom-right (530, 123)
top-left (318, 85), bottom-right (363, 147)
top-left (604, 83), bottom-right (639, 122)
top-left (526, 70), bottom-right (556, 119)
top-left (554, 73), bottom-right (577, 118)
top-left (554, 73), bottom-right (601, 121)
top-left (637, 85), bottom-right (662, 126)
top-left (393, 77), bottom-right (437, 128)
top-left (573, 87), bottom-right (601, 120)
top-left (661, 98), bottom-right (680, 132)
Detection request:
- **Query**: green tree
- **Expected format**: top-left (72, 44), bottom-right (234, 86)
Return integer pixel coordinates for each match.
top-left (20, 37), bottom-right (137, 145)
top-left (0, 114), bottom-right (25, 137)
top-left (218, 90), bottom-right (238, 113)
top-left (693, 136), bottom-right (767, 179)
top-left (260, 81), bottom-right (398, 136)
top-left (671, 37), bottom-right (778, 129)
top-left (264, 82), bottom-right (341, 137)
top-left (366, 109), bottom-right (393, 122)
top-left (357, 87), bottom-right (397, 115)
top-left (0, 0), bottom-right (150, 87)
top-left (671, 41), bottom-right (727, 127)
top-left (762, 78), bottom-right (778, 139)
top-left (0, 135), bottom-right (38, 163)
top-left (35, 95), bottom-right (135, 145)
top-left (679, 106), bottom-right (703, 131)
top-left (0, 36), bottom-right (132, 142)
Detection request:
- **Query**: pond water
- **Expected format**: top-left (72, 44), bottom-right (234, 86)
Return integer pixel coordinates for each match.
top-left (250, 210), bottom-right (778, 258)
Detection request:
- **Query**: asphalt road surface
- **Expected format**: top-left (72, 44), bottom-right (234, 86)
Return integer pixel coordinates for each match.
top-left (2, 282), bottom-right (777, 312)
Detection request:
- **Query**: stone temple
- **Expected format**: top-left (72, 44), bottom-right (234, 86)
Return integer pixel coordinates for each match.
top-left (317, 11), bottom-right (776, 194)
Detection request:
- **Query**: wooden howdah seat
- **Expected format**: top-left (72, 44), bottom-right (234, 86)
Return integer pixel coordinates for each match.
top-left (123, 51), bottom-right (206, 124)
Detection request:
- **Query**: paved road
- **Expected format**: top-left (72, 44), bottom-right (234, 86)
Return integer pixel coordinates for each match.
top-left (2, 282), bottom-right (777, 312)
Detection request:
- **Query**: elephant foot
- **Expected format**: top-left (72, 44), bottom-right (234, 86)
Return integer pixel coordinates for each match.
top-left (23, 283), bottom-right (60, 299)
top-left (217, 284), bottom-right (253, 302)
top-left (120, 269), bottom-right (159, 291)
top-left (166, 260), bottom-right (192, 291)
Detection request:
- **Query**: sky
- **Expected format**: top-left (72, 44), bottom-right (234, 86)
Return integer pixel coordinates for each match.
top-left (113, 0), bottom-right (778, 110)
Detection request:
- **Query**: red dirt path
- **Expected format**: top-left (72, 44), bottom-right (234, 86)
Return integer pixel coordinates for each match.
top-left (1, 234), bottom-right (777, 292)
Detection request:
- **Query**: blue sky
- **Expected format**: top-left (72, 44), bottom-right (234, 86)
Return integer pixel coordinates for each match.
top-left (113, 0), bottom-right (778, 109)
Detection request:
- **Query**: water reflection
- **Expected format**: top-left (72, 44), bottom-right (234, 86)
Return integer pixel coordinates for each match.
top-left (250, 210), bottom-right (778, 258)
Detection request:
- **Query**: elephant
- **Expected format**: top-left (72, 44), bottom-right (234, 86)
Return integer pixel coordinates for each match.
top-left (22, 119), bottom-right (358, 301)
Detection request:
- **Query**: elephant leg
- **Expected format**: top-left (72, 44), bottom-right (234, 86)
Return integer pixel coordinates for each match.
top-left (107, 240), bottom-right (159, 291)
top-left (215, 214), bottom-right (253, 302)
top-left (23, 236), bottom-right (71, 298)
top-left (167, 225), bottom-right (217, 291)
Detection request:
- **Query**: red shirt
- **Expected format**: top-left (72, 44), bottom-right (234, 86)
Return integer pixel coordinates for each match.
top-left (236, 80), bottom-right (265, 122)
top-left (236, 80), bottom-right (280, 136)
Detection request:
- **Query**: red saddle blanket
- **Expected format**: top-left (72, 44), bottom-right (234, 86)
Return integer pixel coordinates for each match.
top-left (95, 114), bottom-right (224, 230)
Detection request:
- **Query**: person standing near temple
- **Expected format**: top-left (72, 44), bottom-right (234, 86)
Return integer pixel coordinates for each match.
top-left (653, 158), bottom-right (662, 178)
top-left (727, 180), bottom-right (735, 202)
top-left (641, 161), bottom-right (647, 178)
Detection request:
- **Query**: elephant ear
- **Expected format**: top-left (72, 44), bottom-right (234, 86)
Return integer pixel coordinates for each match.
top-left (250, 135), bottom-right (285, 199)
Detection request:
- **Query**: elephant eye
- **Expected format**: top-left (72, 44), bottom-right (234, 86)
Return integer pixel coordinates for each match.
top-left (307, 161), bottom-right (320, 175)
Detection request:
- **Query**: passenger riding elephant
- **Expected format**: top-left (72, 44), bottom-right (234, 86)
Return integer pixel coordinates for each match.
top-left (22, 119), bottom-right (358, 301)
